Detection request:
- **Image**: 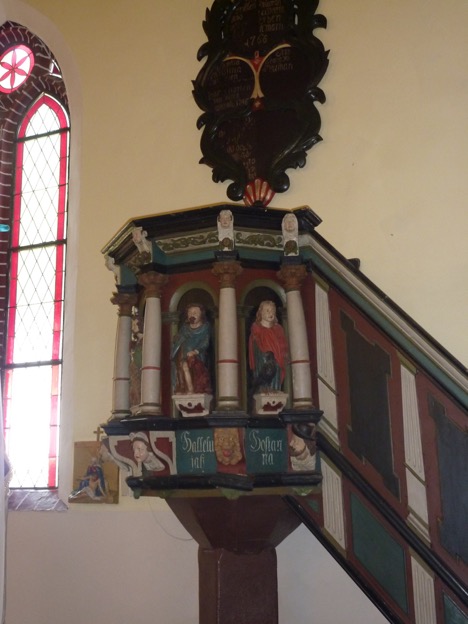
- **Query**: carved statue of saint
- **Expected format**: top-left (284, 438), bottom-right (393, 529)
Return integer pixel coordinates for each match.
top-left (282, 213), bottom-right (299, 256)
top-left (217, 209), bottom-right (234, 251)
top-left (249, 300), bottom-right (288, 393)
top-left (171, 304), bottom-right (212, 395)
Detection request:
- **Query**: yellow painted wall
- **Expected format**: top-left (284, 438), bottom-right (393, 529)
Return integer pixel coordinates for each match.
top-left (2, 0), bottom-right (467, 622)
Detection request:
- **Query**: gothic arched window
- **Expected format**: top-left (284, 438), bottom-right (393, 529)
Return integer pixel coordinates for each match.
top-left (0, 23), bottom-right (69, 488)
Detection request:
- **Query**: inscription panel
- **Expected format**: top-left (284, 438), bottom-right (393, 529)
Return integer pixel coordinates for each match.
top-left (194, 0), bottom-right (328, 204)
top-left (245, 428), bottom-right (288, 473)
top-left (176, 429), bottom-right (217, 475)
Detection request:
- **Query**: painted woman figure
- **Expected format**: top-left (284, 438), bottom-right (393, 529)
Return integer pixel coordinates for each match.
top-left (171, 304), bottom-right (212, 394)
top-left (130, 432), bottom-right (164, 476)
top-left (249, 300), bottom-right (288, 393)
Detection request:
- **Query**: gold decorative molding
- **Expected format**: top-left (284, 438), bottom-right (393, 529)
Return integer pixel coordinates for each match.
top-left (110, 292), bottom-right (138, 316)
top-left (138, 271), bottom-right (168, 298)
top-left (277, 263), bottom-right (308, 292)
top-left (212, 260), bottom-right (243, 288)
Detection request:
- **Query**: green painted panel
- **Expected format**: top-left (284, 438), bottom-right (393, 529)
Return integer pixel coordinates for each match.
top-left (306, 498), bottom-right (320, 513)
top-left (444, 594), bottom-right (468, 624)
top-left (351, 493), bottom-right (408, 613)
top-left (245, 428), bottom-right (288, 474)
top-left (176, 429), bottom-right (217, 474)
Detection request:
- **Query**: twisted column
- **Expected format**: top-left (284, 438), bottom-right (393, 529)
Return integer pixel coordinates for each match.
top-left (212, 260), bottom-right (243, 411)
top-left (109, 291), bottom-right (138, 421)
top-left (137, 271), bottom-right (168, 415)
top-left (277, 263), bottom-right (313, 409)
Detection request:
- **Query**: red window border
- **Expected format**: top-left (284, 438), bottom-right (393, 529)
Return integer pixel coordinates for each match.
top-left (4, 94), bottom-right (69, 488)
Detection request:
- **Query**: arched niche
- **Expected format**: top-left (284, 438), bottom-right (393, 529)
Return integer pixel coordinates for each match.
top-left (168, 284), bottom-right (217, 416)
top-left (240, 281), bottom-right (289, 413)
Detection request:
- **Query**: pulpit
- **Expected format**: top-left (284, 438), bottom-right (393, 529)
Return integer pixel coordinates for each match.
top-left (101, 203), bottom-right (323, 624)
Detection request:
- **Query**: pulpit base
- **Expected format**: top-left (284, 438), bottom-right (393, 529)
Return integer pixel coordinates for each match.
top-left (167, 495), bottom-right (302, 624)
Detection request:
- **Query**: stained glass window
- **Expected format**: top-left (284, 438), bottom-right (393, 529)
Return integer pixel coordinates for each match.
top-left (0, 44), bottom-right (34, 93)
top-left (0, 24), bottom-right (70, 490)
top-left (4, 95), bottom-right (69, 488)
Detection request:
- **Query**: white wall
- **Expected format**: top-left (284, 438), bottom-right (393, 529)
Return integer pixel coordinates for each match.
top-left (3, 0), bottom-right (468, 622)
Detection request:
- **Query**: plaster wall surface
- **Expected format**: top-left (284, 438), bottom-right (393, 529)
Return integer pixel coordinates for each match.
top-left (2, 0), bottom-right (467, 623)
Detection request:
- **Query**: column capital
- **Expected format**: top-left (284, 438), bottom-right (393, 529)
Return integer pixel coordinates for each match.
top-left (277, 263), bottom-right (308, 292)
top-left (212, 260), bottom-right (243, 288)
top-left (138, 270), bottom-right (168, 298)
top-left (110, 292), bottom-right (138, 316)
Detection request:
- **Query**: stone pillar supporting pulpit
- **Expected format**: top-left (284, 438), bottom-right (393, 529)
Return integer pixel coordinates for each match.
top-left (167, 496), bottom-right (303, 624)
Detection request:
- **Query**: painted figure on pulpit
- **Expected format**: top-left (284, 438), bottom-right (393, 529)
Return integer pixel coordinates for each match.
top-left (171, 304), bottom-right (212, 395)
top-left (249, 300), bottom-right (288, 393)
top-left (130, 432), bottom-right (164, 476)
top-left (289, 433), bottom-right (316, 471)
top-left (217, 209), bottom-right (234, 251)
top-left (214, 428), bottom-right (243, 466)
top-left (104, 254), bottom-right (121, 283)
top-left (282, 213), bottom-right (299, 256)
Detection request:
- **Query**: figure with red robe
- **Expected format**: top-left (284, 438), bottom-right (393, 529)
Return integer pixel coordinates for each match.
top-left (249, 300), bottom-right (288, 392)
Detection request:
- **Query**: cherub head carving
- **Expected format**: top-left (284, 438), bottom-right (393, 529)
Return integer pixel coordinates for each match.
top-left (214, 428), bottom-right (242, 466)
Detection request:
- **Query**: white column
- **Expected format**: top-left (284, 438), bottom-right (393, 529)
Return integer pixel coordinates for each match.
top-left (278, 263), bottom-right (313, 410)
top-left (212, 260), bottom-right (242, 410)
top-left (109, 292), bottom-right (137, 421)
top-left (411, 556), bottom-right (437, 624)
top-left (321, 457), bottom-right (346, 550)
top-left (315, 279), bottom-right (339, 445)
top-left (400, 361), bottom-right (430, 541)
top-left (137, 271), bottom-right (167, 415)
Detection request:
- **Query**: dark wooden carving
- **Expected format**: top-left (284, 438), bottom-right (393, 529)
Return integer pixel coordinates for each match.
top-left (193, 0), bottom-right (329, 206)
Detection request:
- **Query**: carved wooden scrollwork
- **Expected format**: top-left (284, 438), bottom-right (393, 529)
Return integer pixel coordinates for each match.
top-left (193, 0), bottom-right (329, 206)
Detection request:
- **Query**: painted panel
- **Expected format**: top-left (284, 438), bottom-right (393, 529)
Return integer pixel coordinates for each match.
top-left (406, 469), bottom-right (430, 541)
top-left (429, 396), bottom-right (468, 565)
top-left (341, 312), bottom-right (399, 498)
top-left (410, 556), bottom-right (436, 624)
top-left (175, 429), bottom-right (217, 475)
top-left (317, 378), bottom-right (339, 442)
top-left (245, 428), bottom-right (288, 473)
top-left (401, 365), bottom-right (425, 479)
top-left (443, 594), bottom-right (468, 624)
top-left (315, 282), bottom-right (336, 388)
top-left (351, 492), bottom-right (408, 614)
top-left (321, 457), bottom-right (346, 549)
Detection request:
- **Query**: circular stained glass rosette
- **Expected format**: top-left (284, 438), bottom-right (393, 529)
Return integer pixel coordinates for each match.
top-left (0, 44), bottom-right (34, 93)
